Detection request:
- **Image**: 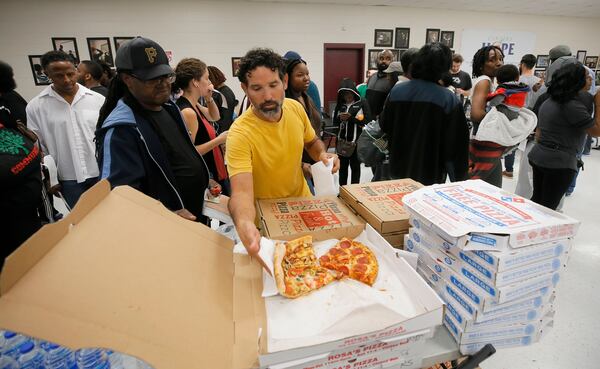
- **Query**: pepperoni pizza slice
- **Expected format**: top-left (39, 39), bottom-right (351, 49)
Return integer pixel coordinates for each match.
top-left (319, 238), bottom-right (379, 286)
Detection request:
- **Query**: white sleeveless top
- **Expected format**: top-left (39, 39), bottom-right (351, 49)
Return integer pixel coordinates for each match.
top-left (470, 75), bottom-right (493, 99)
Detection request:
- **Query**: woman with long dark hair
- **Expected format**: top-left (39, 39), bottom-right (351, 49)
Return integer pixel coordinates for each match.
top-left (468, 45), bottom-right (505, 187)
top-left (284, 57), bottom-right (322, 191)
top-left (528, 63), bottom-right (600, 209)
top-left (207, 66), bottom-right (238, 132)
top-left (173, 58), bottom-right (230, 195)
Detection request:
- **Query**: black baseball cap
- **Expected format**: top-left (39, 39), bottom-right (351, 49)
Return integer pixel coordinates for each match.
top-left (115, 36), bottom-right (172, 81)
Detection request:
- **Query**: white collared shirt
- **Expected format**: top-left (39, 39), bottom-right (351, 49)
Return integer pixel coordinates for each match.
top-left (27, 83), bottom-right (105, 182)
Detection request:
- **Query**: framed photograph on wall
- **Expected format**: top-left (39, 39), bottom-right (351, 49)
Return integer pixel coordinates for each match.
top-left (534, 69), bottom-right (546, 80)
top-left (595, 70), bottom-right (600, 86)
top-left (584, 56), bottom-right (598, 69)
top-left (28, 55), bottom-right (51, 86)
top-left (87, 37), bottom-right (114, 67)
top-left (425, 28), bottom-right (440, 44)
top-left (576, 50), bottom-right (586, 63)
top-left (536, 55), bottom-right (549, 68)
top-left (114, 37), bottom-right (134, 52)
top-left (374, 29), bottom-right (393, 47)
top-left (368, 49), bottom-right (382, 69)
top-left (231, 57), bottom-right (242, 77)
top-left (394, 28), bottom-right (410, 49)
top-left (440, 31), bottom-right (454, 48)
top-left (51, 37), bottom-right (80, 64)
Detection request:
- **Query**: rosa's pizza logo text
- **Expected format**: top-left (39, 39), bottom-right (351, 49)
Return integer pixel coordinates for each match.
top-left (145, 47), bottom-right (157, 63)
top-left (299, 210), bottom-right (341, 229)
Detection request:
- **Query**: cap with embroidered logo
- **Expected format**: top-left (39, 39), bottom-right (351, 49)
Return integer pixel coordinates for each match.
top-left (115, 36), bottom-right (172, 81)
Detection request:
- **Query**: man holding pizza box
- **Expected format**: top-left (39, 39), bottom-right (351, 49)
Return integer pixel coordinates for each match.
top-left (226, 48), bottom-right (339, 256)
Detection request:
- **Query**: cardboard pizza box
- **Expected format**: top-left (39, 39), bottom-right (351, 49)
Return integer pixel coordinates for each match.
top-left (237, 224), bottom-right (444, 367)
top-left (403, 180), bottom-right (580, 251)
top-left (412, 240), bottom-right (561, 306)
top-left (339, 179), bottom-right (423, 235)
top-left (408, 225), bottom-right (572, 274)
top-left (0, 181), bottom-right (239, 369)
top-left (408, 228), bottom-right (570, 287)
top-left (257, 196), bottom-right (366, 242)
top-left (0, 181), bottom-right (444, 369)
top-left (382, 231), bottom-right (409, 249)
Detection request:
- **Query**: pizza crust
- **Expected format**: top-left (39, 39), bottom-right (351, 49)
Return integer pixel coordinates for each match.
top-left (273, 241), bottom-right (290, 298)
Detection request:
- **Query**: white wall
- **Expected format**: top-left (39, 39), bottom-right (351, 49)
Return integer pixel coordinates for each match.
top-left (2, 0), bottom-right (599, 103)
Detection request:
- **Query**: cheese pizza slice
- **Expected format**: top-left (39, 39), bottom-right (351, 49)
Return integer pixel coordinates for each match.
top-left (273, 236), bottom-right (339, 298)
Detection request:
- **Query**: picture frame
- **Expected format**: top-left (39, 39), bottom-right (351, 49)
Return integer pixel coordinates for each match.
top-left (394, 28), bottom-right (410, 49)
top-left (425, 28), bottom-right (441, 44)
top-left (374, 29), bottom-right (393, 47)
top-left (114, 37), bottom-right (134, 52)
top-left (51, 37), bottom-right (80, 65)
top-left (390, 49), bottom-right (401, 62)
top-left (595, 70), bottom-right (600, 86)
top-left (231, 57), bottom-right (242, 77)
top-left (368, 49), bottom-right (382, 70)
top-left (87, 37), bottom-right (114, 67)
top-left (534, 69), bottom-right (546, 80)
top-left (576, 50), bottom-right (586, 63)
top-left (584, 56), bottom-right (598, 69)
top-left (536, 55), bottom-right (549, 68)
top-left (28, 55), bottom-right (51, 86)
top-left (440, 31), bottom-right (454, 48)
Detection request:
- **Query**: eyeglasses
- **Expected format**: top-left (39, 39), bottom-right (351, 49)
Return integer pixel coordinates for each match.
top-left (130, 73), bottom-right (176, 86)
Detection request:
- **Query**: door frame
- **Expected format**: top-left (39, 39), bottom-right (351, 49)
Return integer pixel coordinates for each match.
top-left (323, 43), bottom-right (365, 115)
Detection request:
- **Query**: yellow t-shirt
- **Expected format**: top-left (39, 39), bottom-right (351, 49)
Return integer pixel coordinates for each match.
top-left (226, 98), bottom-right (316, 200)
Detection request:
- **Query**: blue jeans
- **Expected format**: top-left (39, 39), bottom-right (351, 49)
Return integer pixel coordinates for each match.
top-left (60, 177), bottom-right (99, 208)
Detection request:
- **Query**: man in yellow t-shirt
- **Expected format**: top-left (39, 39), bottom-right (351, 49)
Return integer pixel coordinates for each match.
top-left (226, 48), bottom-right (339, 256)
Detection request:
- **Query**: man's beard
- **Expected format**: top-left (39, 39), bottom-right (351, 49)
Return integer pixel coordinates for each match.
top-left (258, 100), bottom-right (283, 119)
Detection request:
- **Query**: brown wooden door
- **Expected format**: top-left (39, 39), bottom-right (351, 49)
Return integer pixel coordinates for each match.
top-left (323, 43), bottom-right (365, 117)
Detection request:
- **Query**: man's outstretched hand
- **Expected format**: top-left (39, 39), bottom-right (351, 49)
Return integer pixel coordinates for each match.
top-left (319, 152), bottom-right (340, 174)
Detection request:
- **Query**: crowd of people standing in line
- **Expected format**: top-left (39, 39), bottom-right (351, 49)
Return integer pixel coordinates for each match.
top-left (1, 36), bottom-right (599, 262)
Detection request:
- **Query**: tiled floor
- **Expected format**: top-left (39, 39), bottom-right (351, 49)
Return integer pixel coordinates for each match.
top-left (353, 150), bottom-right (600, 369)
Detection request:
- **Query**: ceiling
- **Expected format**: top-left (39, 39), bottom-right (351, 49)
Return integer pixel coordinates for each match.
top-left (243, 0), bottom-right (600, 18)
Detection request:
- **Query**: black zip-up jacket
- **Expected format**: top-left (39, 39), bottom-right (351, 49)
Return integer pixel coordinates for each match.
top-left (97, 99), bottom-right (209, 213)
top-left (333, 78), bottom-right (372, 142)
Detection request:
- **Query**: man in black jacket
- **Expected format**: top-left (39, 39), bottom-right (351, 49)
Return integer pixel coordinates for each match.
top-left (96, 37), bottom-right (210, 222)
top-left (380, 43), bottom-right (469, 185)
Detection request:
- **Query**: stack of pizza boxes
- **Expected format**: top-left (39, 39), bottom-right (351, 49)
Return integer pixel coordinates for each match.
top-left (402, 180), bottom-right (579, 355)
top-left (339, 179), bottom-right (423, 249)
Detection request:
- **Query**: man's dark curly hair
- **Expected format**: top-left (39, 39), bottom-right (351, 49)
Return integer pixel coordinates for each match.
top-left (41, 50), bottom-right (74, 70)
top-left (472, 45), bottom-right (504, 78)
top-left (548, 63), bottom-right (587, 104)
top-left (410, 42), bottom-right (453, 83)
top-left (237, 48), bottom-right (285, 85)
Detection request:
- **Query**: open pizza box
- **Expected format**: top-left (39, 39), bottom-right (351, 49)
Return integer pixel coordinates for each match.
top-left (0, 181), bottom-right (443, 369)
top-left (403, 180), bottom-right (580, 252)
top-left (253, 195), bottom-right (444, 368)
